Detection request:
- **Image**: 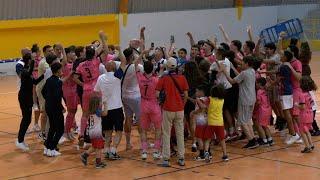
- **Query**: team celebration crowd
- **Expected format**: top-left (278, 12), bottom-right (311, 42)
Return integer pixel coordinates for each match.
top-left (15, 25), bottom-right (319, 168)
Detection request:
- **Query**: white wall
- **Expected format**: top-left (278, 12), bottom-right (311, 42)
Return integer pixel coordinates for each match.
top-left (120, 6), bottom-right (278, 50)
top-left (277, 4), bottom-right (320, 21)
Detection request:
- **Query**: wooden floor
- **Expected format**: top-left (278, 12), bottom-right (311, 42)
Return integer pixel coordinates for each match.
top-left (1, 55), bottom-right (320, 180)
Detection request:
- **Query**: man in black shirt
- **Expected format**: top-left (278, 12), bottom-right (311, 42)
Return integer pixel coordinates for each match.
top-left (42, 62), bottom-right (65, 157)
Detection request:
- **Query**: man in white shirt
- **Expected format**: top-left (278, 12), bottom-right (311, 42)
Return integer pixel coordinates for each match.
top-left (210, 46), bottom-right (237, 138)
top-left (36, 45), bottom-right (54, 141)
top-left (94, 47), bottom-right (127, 159)
top-left (121, 48), bottom-right (144, 150)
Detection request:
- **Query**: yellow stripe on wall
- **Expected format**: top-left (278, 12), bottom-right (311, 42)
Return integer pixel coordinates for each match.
top-left (0, 14), bottom-right (119, 60)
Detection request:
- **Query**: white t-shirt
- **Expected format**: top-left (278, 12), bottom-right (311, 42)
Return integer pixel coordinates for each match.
top-left (99, 63), bottom-right (107, 75)
top-left (210, 58), bottom-right (232, 89)
top-left (121, 64), bottom-right (143, 99)
top-left (44, 68), bottom-right (52, 81)
top-left (94, 72), bottom-right (123, 110)
top-left (16, 59), bottom-right (25, 90)
top-left (309, 91), bottom-right (318, 111)
top-left (88, 114), bottom-right (103, 139)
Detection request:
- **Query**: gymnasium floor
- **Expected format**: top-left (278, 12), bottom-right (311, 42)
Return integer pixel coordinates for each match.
top-left (1, 54), bottom-right (320, 180)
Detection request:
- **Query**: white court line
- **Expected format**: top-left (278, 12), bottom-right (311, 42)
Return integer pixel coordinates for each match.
top-left (0, 91), bottom-right (17, 95)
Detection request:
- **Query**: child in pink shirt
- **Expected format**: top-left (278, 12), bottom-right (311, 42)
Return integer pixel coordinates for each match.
top-left (255, 77), bottom-right (273, 146)
top-left (296, 76), bottom-right (315, 153)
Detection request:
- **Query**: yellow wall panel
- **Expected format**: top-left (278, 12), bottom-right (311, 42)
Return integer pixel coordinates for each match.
top-left (0, 14), bottom-right (119, 60)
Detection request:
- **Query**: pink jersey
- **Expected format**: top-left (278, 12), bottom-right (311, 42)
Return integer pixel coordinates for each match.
top-left (32, 56), bottom-right (42, 78)
top-left (103, 54), bottom-right (115, 64)
top-left (257, 89), bottom-right (272, 115)
top-left (76, 58), bottom-right (100, 91)
top-left (62, 62), bottom-right (77, 89)
top-left (290, 59), bottom-right (302, 89)
top-left (137, 72), bottom-right (158, 101)
top-left (299, 91), bottom-right (313, 124)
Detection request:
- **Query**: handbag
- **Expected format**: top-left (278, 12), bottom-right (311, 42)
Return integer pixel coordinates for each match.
top-left (159, 73), bottom-right (184, 105)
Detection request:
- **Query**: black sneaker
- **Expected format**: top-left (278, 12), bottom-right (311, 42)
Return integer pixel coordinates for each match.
top-left (191, 144), bottom-right (197, 152)
top-left (195, 155), bottom-right (205, 161)
top-left (257, 138), bottom-right (264, 145)
top-left (80, 153), bottom-right (88, 166)
top-left (311, 145), bottom-right (315, 151)
top-left (268, 140), bottom-right (275, 146)
top-left (95, 162), bottom-right (107, 169)
top-left (245, 139), bottom-right (259, 149)
top-left (312, 130), bottom-right (320, 136)
top-left (301, 147), bottom-right (311, 153)
top-left (157, 160), bottom-right (170, 167)
top-left (222, 155), bottom-right (229, 162)
top-left (238, 133), bottom-right (246, 140)
top-left (104, 152), bottom-right (110, 159)
top-left (109, 152), bottom-right (121, 160)
top-left (243, 141), bottom-right (251, 149)
top-left (204, 152), bottom-right (210, 163)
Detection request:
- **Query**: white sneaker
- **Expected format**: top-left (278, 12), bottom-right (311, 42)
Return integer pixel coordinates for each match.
top-left (51, 150), bottom-right (61, 157)
top-left (141, 152), bottom-right (147, 160)
top-left (33, 104), bottom-right (39, 111)
top-left (295, 138), bottom-right (303, 144)
top-left (58, 136), bottom-right (67, 145)
top-left (43, 147), bottom-right (48, 155)
top-left (33, 124), bottom-right (41, 132)
top-left (46, 149), bottom-right (53, 157)
top-left (149, 143), bottom-right (155, 148)
top-left (15, 140), bottom-right (30, 151)
top-left (286, 134), bottom-right (300, 145)
top-left (153, 151), bottom-right (162, 160)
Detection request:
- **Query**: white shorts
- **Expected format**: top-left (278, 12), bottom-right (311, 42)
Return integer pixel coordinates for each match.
top-left (280, 95), bottom-right (293, 110)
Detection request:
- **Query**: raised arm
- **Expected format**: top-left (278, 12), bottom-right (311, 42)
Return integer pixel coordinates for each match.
top-left (186, 32), bottom-right (196, 47)
top-left (247, 25), bottom-right (254, 42)
top-left (96, 31), bottom-right (109, 57)
top-left (60, 44), bottom-right (67, 67)
top-left (218, 24), bottom-right (231, 44)
top-left (139, 26), bottom-right (146, 51)
top-left (114, 46), bottom-right (127, 72)
top-left (277, 32), bottom-right (286, 56)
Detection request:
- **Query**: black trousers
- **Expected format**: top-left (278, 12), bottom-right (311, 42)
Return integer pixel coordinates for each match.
top-left (17, 98), bottom-right (32, 143)
top-left (312, 110), bottom-right (319, 132)
top-left (45, 109), bottom-right (64, 150)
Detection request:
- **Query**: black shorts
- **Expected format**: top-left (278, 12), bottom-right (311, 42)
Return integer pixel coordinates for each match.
top-left (223, 88), bottom-right (238, 113)
top-left (102, 108), bottom-right (124, 132)
top-left (184, 100), bottom-right (195, 120)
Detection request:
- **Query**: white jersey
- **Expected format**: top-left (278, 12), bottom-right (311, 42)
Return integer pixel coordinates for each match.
top-left (87, 114), bottom-right (103, 139)
top-left (195, 97), bottom-right (209, 126)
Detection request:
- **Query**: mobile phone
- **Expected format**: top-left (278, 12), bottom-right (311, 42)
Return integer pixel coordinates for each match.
top-left (151, 42), bottom-right (154, 48)
top-left (170, 35), bottom-right (175, 44)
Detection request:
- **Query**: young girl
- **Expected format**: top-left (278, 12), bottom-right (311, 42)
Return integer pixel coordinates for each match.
top-left (191, 85), bottom-right (209, 161)
top-left (80, 96), bottom-right (108, 168)
top-left (203, 84), bottom-right (228, 162)
top-left (296, 76), bottom-right (315, 153)
top-left (255, 77), bottom-right (273, 146)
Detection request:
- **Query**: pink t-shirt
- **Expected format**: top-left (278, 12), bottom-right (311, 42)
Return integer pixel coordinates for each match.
top-left (76, 58), bottom-right (100, 91)
top-left (62, 62), bottom-right (77, 89)
top-left (257, 89), bottom-right (272, 115)
top-left (201, 50), bottom-right (216, 63)
top-left (103, 54), bottom-right (115, 64)
top-left (137, 72), bottom-right (158, 101)
top-left (298, 91), bottom-right (313, 124)
top-left (32, 56), bottom-right (42, 78)
top-left (290, 59), bottom-right (302, 90)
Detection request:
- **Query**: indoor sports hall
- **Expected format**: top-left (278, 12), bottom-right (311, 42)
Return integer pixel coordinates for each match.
top-left (0, 1), bottom-right (320, 179)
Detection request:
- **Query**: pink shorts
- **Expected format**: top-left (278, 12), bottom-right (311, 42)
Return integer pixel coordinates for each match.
top-left (140, 100), bottom-right (162, 130)
top-left (63, 91), bottom-right (78, 110)
top-left (258, 114), bottom-right (270, 127)
top-left (292, 88), bottom-right (302, 116)
top-left (82, 90), bottom-right (94, 111)
top-left (299, 123), bottom-right (313, 133)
